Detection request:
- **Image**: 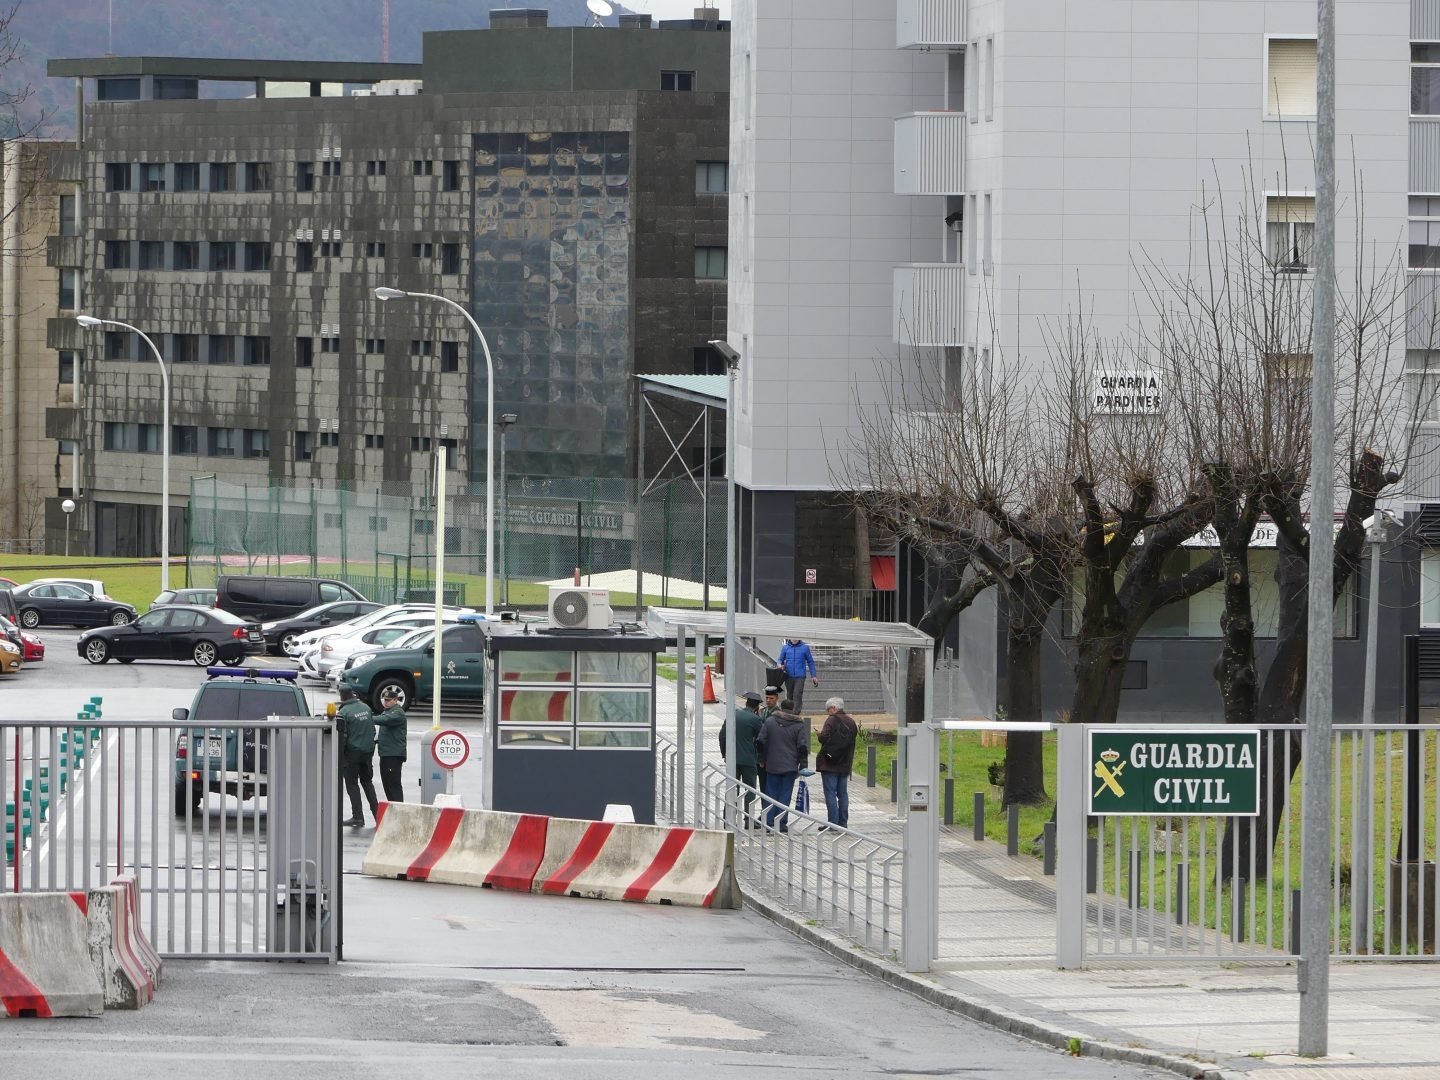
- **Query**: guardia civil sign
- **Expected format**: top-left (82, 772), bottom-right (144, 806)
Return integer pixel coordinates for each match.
top-left (1086, 728), bottom-right (1261, 816)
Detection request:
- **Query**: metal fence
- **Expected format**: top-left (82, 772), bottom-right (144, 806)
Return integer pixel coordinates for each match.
top-left (1, 713), bottom-right (339, 961)
top-left (183, 475), bottom-right (724, 607)
top-left (794, 588), bottom-right (897, 622)
top-left (656, 733), bottom-right (902, 956)
top-left (1063, 724), bottom-right (1440, 964)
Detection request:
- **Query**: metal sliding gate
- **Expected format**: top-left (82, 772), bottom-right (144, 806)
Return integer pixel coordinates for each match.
top-left (1058, 724), bottom-right (1440, 965)
top-left (1, 717), bottom-right (339, 961)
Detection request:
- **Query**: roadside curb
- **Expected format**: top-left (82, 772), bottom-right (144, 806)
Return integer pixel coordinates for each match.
top-left (741, 889), bottom-right (1250, 1080)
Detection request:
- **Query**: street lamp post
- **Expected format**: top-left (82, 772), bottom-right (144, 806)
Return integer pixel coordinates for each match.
top-left (75, 315), bottom-right (170, 592)
top-left (61, 498), bottom-right (76, 557)
top-left (374, 287), bottom-right (496, 618)
top-left (497, 412), bottom-right (518, 606)
top-left (708, 338), bottom-right (740, 828)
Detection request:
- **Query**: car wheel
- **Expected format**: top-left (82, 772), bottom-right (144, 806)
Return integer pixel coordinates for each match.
top-left (220, 651), bottom-right (244, 666)
top-left (192, 641), bottom-right (219, 666)
top-left (370, 676), bottom-right (413, 712)
top-left (83, 638), bottom-right (110, 665)
top-left (18, 609), bottom-right (39, 629)
top-left (109, 609), bottom-right (132, 626)
top-left (281, 631), bottom-right (300, 654)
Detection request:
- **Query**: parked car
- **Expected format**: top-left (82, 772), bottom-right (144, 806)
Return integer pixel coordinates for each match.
top-left (77, 605), bottom-right (264, 666)
top-left (171, 667), bottom-right (313, 817)
top-left (286, 602), bottom-right (473, 657)
top-left (1, 615), bottom-right (45, 662)
top-left (0, 577), bottom-right (17, 589)
top-left (259, 599), bottom-right (382, 655)
top-left (304, 614), bottom-right (449, 680)
top-left (29, 577), bottom-right (115, 600)
top-left (0, 637), bottom-right (20, 674)
top-left (330, 625), bottom-right (433, 688)
top-left (149, 588), bottom-right (218, 610)
top-left (10, 581), bottom-right (135, 628)
top-left (215, 575), bottom-right (367, 623)
top-left (340, 619), bottom-right (487, 711)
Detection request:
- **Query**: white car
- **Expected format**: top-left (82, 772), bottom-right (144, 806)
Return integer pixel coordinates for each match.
top-left (30, 577), bottom-right (114, 601)
top-left (285, 602), bottom-right (471, 657)
top-left (306, 611), bottom-right (470, 679)
top-left (328, 626), bottom-right (435, 688)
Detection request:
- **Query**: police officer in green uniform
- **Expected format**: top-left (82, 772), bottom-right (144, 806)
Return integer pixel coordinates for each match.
top-left (719, 690), bottom-right (765, 824)
top-left (337, 685), bottom-right (378, 827)
top-left (373, 688), bottom-right (409, 803)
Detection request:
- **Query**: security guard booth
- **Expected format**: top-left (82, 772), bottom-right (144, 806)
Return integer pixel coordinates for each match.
top-left (480, 622), bottom-right (664, 823)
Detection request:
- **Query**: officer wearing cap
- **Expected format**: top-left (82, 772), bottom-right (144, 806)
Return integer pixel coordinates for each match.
top-left (757, 686), bottom-right (781, 795)
top-left (373, 688), bottom-right (409, 803)
top-left (719, 690), bottom-right (765, 824)
top-left (337, 685), bottom-right (378, 827)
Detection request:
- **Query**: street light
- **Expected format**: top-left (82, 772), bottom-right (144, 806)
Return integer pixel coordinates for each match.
top-left (75, 314), bottom-right (171, 592)
top-left (373, 286), bottom-right (496, 618)
top-left (708, 337), bottom-right (740, 828)
top-left (61, 499), bottom-right (76, 558)
top-left (497, 412), bottom-right (518, 606)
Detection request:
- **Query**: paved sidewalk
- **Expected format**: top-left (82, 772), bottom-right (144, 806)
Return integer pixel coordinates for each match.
top-left (660, 674), bottom-right (1440, 1080)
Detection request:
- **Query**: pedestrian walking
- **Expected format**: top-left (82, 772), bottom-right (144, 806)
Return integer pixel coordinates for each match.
top-left (816, 697), bottom-right (858, 829)
top-left (337, 685), bottom-right (379, 827)
top-left (373, 688), bottom-right (409, 803)
top-left (778, 638), bottom-right (818, 713)
top-left (757, 684), bottom-right (781, 794)
top-left (719, 690), bottom-right (765, 824)
top-left (755, 697), bottom-right (808, 831)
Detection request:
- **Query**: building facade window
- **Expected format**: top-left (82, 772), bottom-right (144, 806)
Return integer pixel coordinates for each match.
top-left (140, 163), bottom-right (165, 192)
top-left (442, 159), bottom-right (461, 191)
top-left (174, 163), bottom-right (200, 191)
top-left (693, 345), bottom-right (723, 375)
top-left (322, 159), bottom-right (342, 177)
top-left (104, 331), bottom-right (130, 361)
top-left (320, 336), bottom-right (340, 354)
top-left (207, 335), bottom-right (235, 365)
top-left (170, 333), bottom-right (199, 364)
top-left (138, 240), bottom-right (165, 269)
top-left (1408, 350), bottom-right (1440, 423)
top-left (295, 337), bottom-right (314, 368)
top-left (244, 428), bottom-right (271, 458)
top-left (138, 423), bottom-right (161, 453)
top-left (59, 268), bottom-right (78, 310)
top-left (1415, 43), bottom-right (1440, 115)
top-left (244, 241), bottom-right (272, 271)
top-left (365, 241), bottom-right (386, 257)
top-left (1265, 37), bottom-right (1317, 118)
top-left (365, 338), bottom-right (385, 354)
top-left (171, 425), bottom-right (198, 454)
top-left (365, 433), bottom-right (385, 449)
top-left (411, 435), bottom-right (433, 452)
top-left (412, 159), bottom-right (433, 176)
top-left (366, 159), bottom-right (386, 176)
top-left (1266, 196), bottom-right (1315, 270)
top-left (320, 240), bottom-right (342, 258)
top-left (173, 241), bottom-right (199, 270)
top-left (296, 161), bottom-right (315, 192)
top-left (410, 339), bottom-right (434, 357)
top-left (206, 427), bottom-right (237, 456)
top-left (296, 241), bottom-right (314, 272)
top-left (243, 336), bottom-right (270, 366)
top-left (208, 163), bottom-right (235, 192)
top-left (1422, 550), bottom-right (1440, 623)
top-left (695, 161), bottom-right (728, 194)
top-left (661, 70), bottom-right (695, 91)
top-left (105, 163), bottom-right (132, 192)
top-left (58, 350), bottom-right (80, 383)
top-left (694, 246), bottom-right (727, 279)
top-left (104, 240), bottom-right (132, 269)
top-left (440, 341), bottom-right (460, 371)
top-left (244, 161), bottom-right (272, 191)
top-left (295, 431), bottom-right (313, 460)
top-left (59, 194), bottom-right (77, 236)
top-left (318, 431), bottom-right (340, 448)
top-left (441, 242), bottom-right (461, 274)
top-left (1412, 196), bottom-right (1440, 268)
top-left (411, 241), bottom-right (433, 258)
top-left (209, 241), bottom-right (237, 271)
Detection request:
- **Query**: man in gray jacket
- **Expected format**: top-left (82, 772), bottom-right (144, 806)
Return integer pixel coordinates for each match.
top-left (755, 698), bottom-right (808, 831)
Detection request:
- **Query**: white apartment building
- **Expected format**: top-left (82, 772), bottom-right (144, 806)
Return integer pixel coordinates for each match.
top-left (726, 0), bottom-right (1421, 625)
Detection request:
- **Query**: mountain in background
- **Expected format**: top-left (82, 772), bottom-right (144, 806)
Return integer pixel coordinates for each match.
top-left (13, 0), bottom-right (613, 138)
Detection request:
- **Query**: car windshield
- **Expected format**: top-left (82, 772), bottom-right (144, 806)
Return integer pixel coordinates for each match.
top-left (191, 684), bottom-right (307, 724)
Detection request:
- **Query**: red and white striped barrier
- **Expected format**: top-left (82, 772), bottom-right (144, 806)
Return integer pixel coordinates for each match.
top-left (535, 819), bottom-right (740, 908)
top-left (361, 803), bottom-right (740, 910)
top-left (113, 875), bottom-right (163, 991)
top-left (0, 893), bottom-right (104, 1018)
top-left (83, 877), bottom-right (159, 1009)
top-left (362, 802), bottom-right (549, 891)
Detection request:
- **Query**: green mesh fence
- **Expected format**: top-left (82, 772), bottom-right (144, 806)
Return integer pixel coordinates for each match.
top-left (184, 475), bottom-right (727, 609)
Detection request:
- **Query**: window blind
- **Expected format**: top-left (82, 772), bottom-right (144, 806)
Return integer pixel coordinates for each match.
top-left (1267, 39), bottom-right (1317, 117)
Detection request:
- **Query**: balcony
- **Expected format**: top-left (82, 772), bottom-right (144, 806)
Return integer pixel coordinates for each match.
top-left (896, 0), bottom-right (965, 49)
top-left (893, 263), bottom-right (964, 346)
top-left (894, 112), bottom-right (966, 195)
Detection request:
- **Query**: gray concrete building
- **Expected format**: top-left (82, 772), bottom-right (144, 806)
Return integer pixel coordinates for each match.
top-left (45, 10), bottom-right (729, 557)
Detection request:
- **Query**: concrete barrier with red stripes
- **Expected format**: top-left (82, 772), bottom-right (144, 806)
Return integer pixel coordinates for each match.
top-left (84, 879), bottom-right (157, 1009)
top-left (0, 892), bottom-right (104, 1018)
top-left (113, 875), bottom-right (163, 991)
top-left (362, 804), bottom-right (740, 909)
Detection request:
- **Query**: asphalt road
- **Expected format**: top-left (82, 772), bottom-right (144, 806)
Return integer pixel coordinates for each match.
top-left (1, 631), bottom-right (1166, 1080)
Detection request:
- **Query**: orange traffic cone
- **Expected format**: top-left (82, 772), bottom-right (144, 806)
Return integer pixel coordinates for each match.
top-left (702, 664), bottom-right (719, 704)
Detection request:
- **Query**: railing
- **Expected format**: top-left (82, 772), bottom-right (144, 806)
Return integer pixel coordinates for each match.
top-left (0, 537), bottom-right (44, 555)
top-left (1066, 724), bottom-right (1440, 963)
top-left (657, 733), bottom-right (902, 956)
top-left (794, 588), bottom-right (897, 622)
top-left (2, 713), bottom-right (339, 961)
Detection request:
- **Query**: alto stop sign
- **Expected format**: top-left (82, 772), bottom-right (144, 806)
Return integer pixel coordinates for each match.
top-left (431, 729), bottom-right (470, 769)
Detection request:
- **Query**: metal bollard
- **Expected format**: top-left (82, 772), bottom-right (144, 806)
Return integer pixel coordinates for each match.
top-left (889, 763), bottom-right (898, 803)
top-left (1175, 864), bottom-right (1188, 925)
top-left (1006, 802), bottom-right (1019, 856)
top-left (943, 778), bottom-right (955, 826)
top-left (972, 792), bottom-right (985, 841)
top-left (1290, 889), bottom-right (1302, 954)
top-left (1042, 821), bottom-right (1055, 876)
top-left (1128, 850), bottom-right (1141, 910)
top-left (1232, 878), bottom-right (1248, 944)
top-left (866, 744), bottom-right (877, 787)
top-left (1086, 836), bottom-right (1098, 894)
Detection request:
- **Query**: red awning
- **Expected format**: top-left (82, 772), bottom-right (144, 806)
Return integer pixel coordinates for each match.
top-left (870, 555), bottom-right (896, 592)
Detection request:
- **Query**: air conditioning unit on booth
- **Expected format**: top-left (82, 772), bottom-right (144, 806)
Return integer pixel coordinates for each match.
top-left (548, 586), bottom-right (613, 630)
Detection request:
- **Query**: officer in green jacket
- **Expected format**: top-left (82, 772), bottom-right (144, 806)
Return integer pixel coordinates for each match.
top-left (719, 690), bottom-right (765, 824)
top-left (373, 688), bottom-right (409, 803)
top-left (337, 685), bottom-right (378, 827)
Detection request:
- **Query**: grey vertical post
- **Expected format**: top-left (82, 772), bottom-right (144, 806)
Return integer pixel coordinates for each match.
top-left (866, 744), bottom-right (876, 786)
top-left (1176, 864), bottom-right (1189, 925)
top-left (973, 792), bottom-right (985, 841)
top-left (1006, 802), bottom-right (1019, 856)
top-left (1056, 724), bottom-right (1086, 969)
top-left (1233, 878), bottom-right (1247, 944)
top-left (1355, 530), bottom-right (1384, 952)
top-left (692, 631), bottom-right (708, 824)
top-left (1043, 822), bottom-right (1055, 876)
top-left (1291, 888), bottom-right (1303, 955)
top-left (635, 383), bottom-right (645, 622)
top-left (900, 645), bottom-right (938, 973)
top-left (943, 777), bottom-right (954, 826)
top-left (890, 762), bottom-right (897, 802)
top-left (1128, 850), bottom-right (1140, 909)
top-left (1299, 0), bottom-right (1335, 1057)
top-left (720, 345), bottom-right (739, 831)
top-left (1086, 835), bottom-right (1098, 893)
top-left (675, 623), bottom-right (687, 826)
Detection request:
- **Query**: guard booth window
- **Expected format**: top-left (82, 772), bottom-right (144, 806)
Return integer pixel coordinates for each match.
top-left (496, 648), bottom-right (651, 749)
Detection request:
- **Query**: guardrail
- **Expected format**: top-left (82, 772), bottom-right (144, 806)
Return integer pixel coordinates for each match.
top-left (657, 732), bottom-right (901, 956)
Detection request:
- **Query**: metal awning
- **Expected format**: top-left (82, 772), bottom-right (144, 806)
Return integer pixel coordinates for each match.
top-left (646, 607), bottom-right (932, 650)
top-left (635, 373), bottom-right (727, 409)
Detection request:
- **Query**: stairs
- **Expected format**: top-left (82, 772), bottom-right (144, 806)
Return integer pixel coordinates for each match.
top-left (809, 646), bottom-right (890, 715)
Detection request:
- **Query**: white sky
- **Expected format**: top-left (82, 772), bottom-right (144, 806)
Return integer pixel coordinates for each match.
top-left (621, 0), bottom-right (732, 19)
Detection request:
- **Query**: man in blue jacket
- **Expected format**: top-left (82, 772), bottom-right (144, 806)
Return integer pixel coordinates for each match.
top-left (778, 637), bottom-right (818, 713)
